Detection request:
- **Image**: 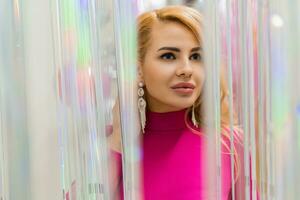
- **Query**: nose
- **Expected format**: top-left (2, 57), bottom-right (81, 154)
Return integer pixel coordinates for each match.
top-left (176, 58), bottom-right (193, 78)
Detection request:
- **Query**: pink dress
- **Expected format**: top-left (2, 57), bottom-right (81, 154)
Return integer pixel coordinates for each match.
top-left (111, 109), bottom-right (257, 200)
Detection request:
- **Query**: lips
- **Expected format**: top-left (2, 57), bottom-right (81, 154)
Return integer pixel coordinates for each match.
top-left (171, 82), bottom-right (195, 95)
top-left (171, 82), bottom-right (195, 89)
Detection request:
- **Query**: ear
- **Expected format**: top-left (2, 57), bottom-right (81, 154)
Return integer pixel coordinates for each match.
top-left (137, 62), bottom-right (144, 81)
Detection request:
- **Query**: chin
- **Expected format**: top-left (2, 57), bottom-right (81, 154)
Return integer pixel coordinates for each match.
top-left (174, 97), bottom-right (196, 107)
top-left (170, 101), bottom-right (194, 110)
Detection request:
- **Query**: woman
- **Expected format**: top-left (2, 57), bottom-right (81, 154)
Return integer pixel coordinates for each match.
top-left (109, 5), bottom-right (248, 200)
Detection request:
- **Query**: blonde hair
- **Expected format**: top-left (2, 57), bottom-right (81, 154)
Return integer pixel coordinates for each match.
top-left (137, 5), bottom-right (242, 181)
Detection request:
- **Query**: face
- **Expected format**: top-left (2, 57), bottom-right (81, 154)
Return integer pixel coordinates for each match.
top-left (140, 21), bottom-right (205, 113)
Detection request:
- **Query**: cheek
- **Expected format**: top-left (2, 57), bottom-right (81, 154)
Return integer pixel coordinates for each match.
top-left (144, 72), bottom-right (166, 95)
top-left (195, 68), bottom-right (205, 85)
top-left (142, 61), bottom-right (173, 87)
top-left (142, 66), bottom-right (161, 95)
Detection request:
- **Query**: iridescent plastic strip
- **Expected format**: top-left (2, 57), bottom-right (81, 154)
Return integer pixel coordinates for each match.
top-left (257, 0), bottom-right (271, 199)
top-left (238, 0), bottom-right (251, 199)
top-left (0, 0), bottom-right (30, 199)
top-left (113, 0), bottom-right (142, 199)
top-left (89, 0), bottom-right (112, 199)
top-left (51, 0), bottom-right (114, 199)
top-left (0, 55), bottom-right (6, 200)
top-left (203, 1), bottom-right (222, 199)
top-left (225, 0), bottom-right (236, 199)
top-left (246, 1), bottom-right (257, 199)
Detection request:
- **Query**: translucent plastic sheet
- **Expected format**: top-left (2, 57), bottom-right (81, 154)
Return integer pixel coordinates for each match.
top-left (205, 0), bottom-right (264, 199)
top-left (0, 73), bottom-right (6, 200)
top-left (0, 0), bottom-right (300, 199)
top-left (256, 1), bottom-right (272, 199)
top-left (218, 1), bottom-right (262, 199)
top-left (269, 0), bottom-right (300, 199)
top-left (202, 1), bottom-right (223, 199)
top-left (0, 1), bottom-right (30, 199)
top-left (1, 0), bottom-right (62, 198)
top-left (113, 1), bottom-right (142, 199)
top-left (51, 0), bottom-right (115, 199)
top-left (51, 0), bottom-right (142, 198)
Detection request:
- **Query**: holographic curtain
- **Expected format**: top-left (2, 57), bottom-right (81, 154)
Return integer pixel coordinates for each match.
top-left (0, 0), bottom-right (300, 199)
top-left (1, 0), bottom-right (61, 199)
top-left (51, 0), bottom-right (113, 199)
top-left (205, 0), bottom-right (269, 199)
top-left (205, 0), bottom-right (300, 199)
top-left (51, 0), bottom-right (141, 199)
top-left (0, 0), bottom-right (62, 198)
top-left (113, 1), bottom-right (142, 199)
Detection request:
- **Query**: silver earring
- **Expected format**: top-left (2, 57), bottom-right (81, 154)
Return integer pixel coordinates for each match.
top-left (192, 104), bottom-right (198, 128)
top-left (138, 82), bottom-right (146, 133)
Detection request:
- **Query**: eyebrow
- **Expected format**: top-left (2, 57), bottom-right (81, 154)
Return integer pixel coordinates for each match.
top-left (157, 46), bottom-right (202, 52)
top-left (158, 47), bottom-right (180, 52)
top-left (191, 47), bottom-right (202, 52)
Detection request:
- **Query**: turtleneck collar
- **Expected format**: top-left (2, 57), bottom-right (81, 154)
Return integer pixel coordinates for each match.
top-left (144, 109), bottom-right (188, 132)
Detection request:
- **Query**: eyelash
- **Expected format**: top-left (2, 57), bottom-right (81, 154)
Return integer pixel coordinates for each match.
top-left (160, 53), bottom-right (202, 61)
top-left (190, 53), bottom-right (202, 61)
top-left (160, 53), bottom-right (176, 60)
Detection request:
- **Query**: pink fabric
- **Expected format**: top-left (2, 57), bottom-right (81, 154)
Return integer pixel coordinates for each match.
top-left (110, 109), bottom-right (258, 199)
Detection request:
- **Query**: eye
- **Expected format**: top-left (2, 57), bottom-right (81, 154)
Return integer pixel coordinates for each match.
top-left (190, 53), bottom-right (202, 61)
top-left (160, 53), bottom-right (176, 60)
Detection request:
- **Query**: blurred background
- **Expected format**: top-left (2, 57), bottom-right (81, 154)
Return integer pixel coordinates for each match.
top-left (0, 0), bottom-right (299, 199)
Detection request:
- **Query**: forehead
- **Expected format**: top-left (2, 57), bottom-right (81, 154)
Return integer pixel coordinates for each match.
top-left (149, 21), bottom-right (199, 49)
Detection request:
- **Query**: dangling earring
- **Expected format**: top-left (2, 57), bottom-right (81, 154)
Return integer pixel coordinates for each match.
top-left (138, 81), bottom-right (146, 133)
top-left (192, 104), bottom-right (198, 128)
